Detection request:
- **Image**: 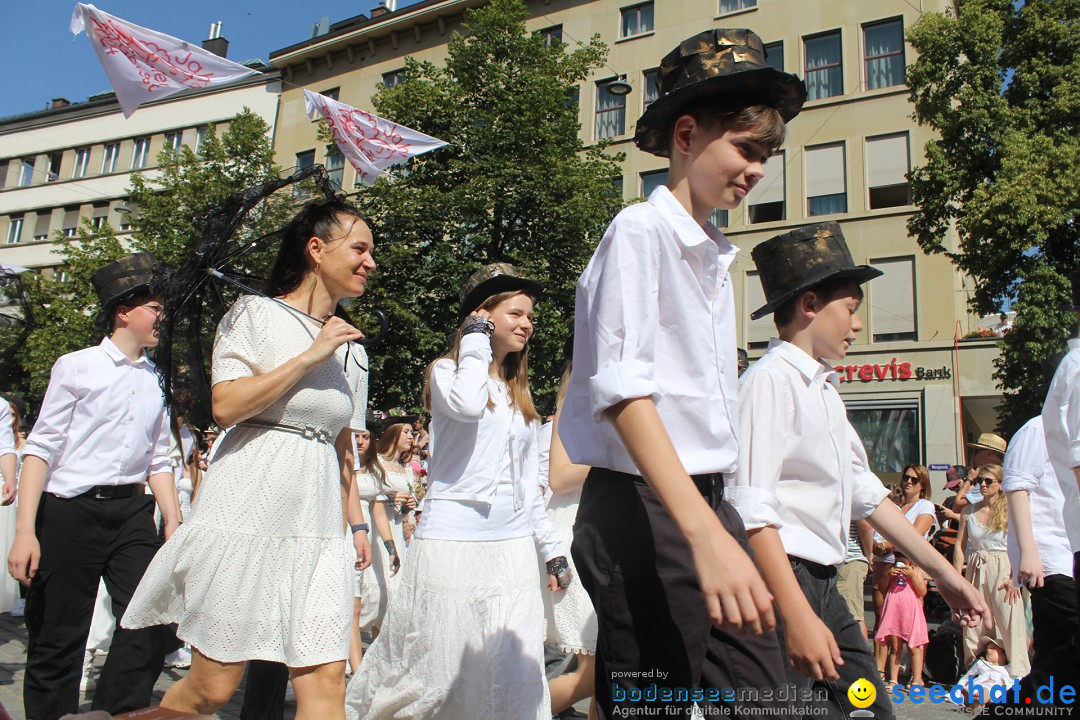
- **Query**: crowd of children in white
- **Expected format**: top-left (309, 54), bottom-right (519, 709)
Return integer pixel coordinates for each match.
top-left (0, 26), bottom-right (1077, 720)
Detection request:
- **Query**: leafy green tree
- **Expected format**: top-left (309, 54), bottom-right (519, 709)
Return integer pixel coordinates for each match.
top-left (13, 108), bottom-right (292, 409)
top-left (348, 0), bottom-right (624, 414)
top-left (906, 0), bottom-right (1080, 436)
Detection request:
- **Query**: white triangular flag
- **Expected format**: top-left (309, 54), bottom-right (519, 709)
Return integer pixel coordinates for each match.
top-left (71, 3), bottom-right (259, 118)
top-left (304, 90), bottom-right (448, 185)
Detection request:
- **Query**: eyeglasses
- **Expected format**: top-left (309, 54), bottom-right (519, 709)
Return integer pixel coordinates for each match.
top-left (136, 303), bottom-right (166, 318)
top-left (976, 476), bottom-right (999, 485)
top-left (901, 475), bottom-right (921, 483)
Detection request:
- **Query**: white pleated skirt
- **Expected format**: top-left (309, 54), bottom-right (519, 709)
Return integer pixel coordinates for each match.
top-left (346, 535), bottom-right (550, 720)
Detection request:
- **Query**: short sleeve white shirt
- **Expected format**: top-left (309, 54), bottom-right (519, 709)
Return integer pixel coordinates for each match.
top-left (1042, 339), bottom-right (1080, 551)
top-left (726, 339), bottom-right (889, 566)
top-left (561, 186), bottom-right (741, 477)
top-left (23, 337), bottom-right (172, 498)
top-left (1003, 415), bottom-right (1074, 579)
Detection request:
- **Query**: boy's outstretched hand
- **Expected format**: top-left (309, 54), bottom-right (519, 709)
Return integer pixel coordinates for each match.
top-left (688, 514), bottom-right (775, 635)
top-left (936, 571), bottom-right (991, 630)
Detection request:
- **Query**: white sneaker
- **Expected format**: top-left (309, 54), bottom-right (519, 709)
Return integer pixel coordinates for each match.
top-left (284, 682), bottom-right (296, 704)
top-left (10, 599), bottom-right (25, 617)
top-left (164, 647), bottom-right (192, 668)
top-left (79, 651), bottom-right (96, 693)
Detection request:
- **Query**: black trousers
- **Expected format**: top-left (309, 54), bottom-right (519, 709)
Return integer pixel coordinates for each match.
top-left (776, 558), bottom-right (895, 720)
top-left (573, 468), bottom-right (788, 719)
top-left (1029, 572), bottom-right (1078, 678)
top-left (239, 660), bottom-right (289, 720)
top-left (23, 492), bottom-right (167, 720)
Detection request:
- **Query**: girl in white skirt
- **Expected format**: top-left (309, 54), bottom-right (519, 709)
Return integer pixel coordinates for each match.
top-left (347, 263), bottom-right (571, 720)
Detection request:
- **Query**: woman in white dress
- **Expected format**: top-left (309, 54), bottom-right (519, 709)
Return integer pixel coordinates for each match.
top-left (347, 263), bottom-right (571, 720)
top-left (543, 377), bottom-right (598, 717)
top-left (122, 200), bottom-right (376, 719)
top-left (359, 422), bottom-right (414, 634)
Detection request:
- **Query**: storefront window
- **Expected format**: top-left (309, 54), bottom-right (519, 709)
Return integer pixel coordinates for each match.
top-left (847, 402), bottom-right (919, 473)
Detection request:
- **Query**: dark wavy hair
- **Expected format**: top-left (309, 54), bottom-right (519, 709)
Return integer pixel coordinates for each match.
top-left (265, 200), bottom-right (366, 321)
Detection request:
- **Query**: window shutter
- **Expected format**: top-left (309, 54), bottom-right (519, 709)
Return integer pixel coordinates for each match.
top-left (866, 134), bottom-right (909, 188)
top-left (745, 272), bottom-right (774, 344)
top-left (805, 144), bottom-right (846, 196)
top-left (747, 150), bottom-right (785, 205)
top-left (870, 257), bottom-right (916, 337)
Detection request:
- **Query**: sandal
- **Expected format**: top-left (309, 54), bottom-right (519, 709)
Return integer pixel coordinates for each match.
top-left (885, 681), bottom-right (902, 693)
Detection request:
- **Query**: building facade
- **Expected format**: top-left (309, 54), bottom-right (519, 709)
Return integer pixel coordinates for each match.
top-left (0, 63), bottom-right (280, 277)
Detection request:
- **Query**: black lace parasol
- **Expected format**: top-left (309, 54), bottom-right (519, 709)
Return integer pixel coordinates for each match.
top-left (155, 165), bottom-right (388, 428)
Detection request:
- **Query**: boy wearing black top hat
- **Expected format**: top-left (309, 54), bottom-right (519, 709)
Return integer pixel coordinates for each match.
top-left (562, 29), bottom-right (804, 718)
top-left (7, 253), bottom-right (179, 720)
top-left (730, 223), bottom-right (988, 718)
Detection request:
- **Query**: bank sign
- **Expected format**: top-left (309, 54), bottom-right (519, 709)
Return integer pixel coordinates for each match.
top-left (834, 360), bottom-right (952, 383)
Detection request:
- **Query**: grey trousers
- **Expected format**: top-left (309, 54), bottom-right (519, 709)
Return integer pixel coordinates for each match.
top-left (775, 557), bottom-right (896, 720)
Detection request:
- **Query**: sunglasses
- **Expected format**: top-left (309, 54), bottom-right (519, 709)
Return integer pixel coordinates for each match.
top-left (901, 475), bottom-right (921, 483)
top-left (976, 476), bottom-right (999, 485)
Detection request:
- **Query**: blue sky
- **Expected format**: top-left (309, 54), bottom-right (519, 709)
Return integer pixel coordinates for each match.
top-left (0, 1), bottom-right (423, 120)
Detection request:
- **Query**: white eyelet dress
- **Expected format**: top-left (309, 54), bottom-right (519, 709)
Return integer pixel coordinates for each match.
top-left (122, 295), bottom-right (368, 666)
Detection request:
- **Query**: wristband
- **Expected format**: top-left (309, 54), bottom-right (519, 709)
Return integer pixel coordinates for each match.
top-left (546, 556), bottom-right (572, 590)
top-left (350, 523), bottom-right (369, 534)
top-left (384, 540), bottom-right (397, 555)
top-left (461, 315), bottom-right (495, 338)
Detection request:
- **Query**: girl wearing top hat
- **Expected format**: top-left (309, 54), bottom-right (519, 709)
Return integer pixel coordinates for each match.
top-left (348, 263), bottom-right (569, 720)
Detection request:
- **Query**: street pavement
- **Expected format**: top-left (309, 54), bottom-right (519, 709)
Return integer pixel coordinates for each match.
top-left (0, 602), bottom-right (970, 720)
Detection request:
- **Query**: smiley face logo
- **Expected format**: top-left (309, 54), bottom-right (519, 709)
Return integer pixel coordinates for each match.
top-left (848, 678), bottom-right (876, 709)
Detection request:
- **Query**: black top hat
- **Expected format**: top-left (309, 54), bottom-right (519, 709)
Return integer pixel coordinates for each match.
top-left (1064, 270), bottom-right (1080, 311)
top-left (459, 263), bottom-right (542, 318)
top-left (91, 252), bottom-right (162, 329)
top-left (634, 28), bottom-right (807, 157)
top-left (749, 222), bottom-right (882, 320)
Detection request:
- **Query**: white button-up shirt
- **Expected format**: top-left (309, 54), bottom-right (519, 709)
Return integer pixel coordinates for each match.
top-left (1003, 415), bottom-right (1074, 579)
top-left (23, 337), bottom-right (172, 499)
top-left (562, 186), bottom-right (741, 477)
top-left (1042, 339), bottom-right (1080, 551)
top-left (727, 339), bottom-right (889, 567)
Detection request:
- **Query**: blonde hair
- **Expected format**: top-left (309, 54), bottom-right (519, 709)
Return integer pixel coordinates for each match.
top-left (423, 290), bottom-right (540, 424)
top-left (978, 464), bottom-right (1008, 534)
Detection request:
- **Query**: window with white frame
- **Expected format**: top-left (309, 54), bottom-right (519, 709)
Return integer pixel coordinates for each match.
top-left (6, 216), bottom-right (23, 245)
top-left (620, 3), bottom-right (653, 39)
top-left (91, 204), bottom-right (109, 229)
top-left (870, 256), bottom-right (917, 342)
top-left (710, 208), bottom-right (728, 228)
top-left (102, 143), bottom-right (120, 174)
top-left (0, 160), bottom-right (7, 190)
top-left (804, 31), bottom-right (843, 100)
top-left (719, 0), bottom-right (756, 13)
top-left (847, 399), bottom-right (920, 473)
top-left (320, 87), bottom-right (340, 101)
top-left (595, 79), bottom-right (627, 140)
top-left (805, 143), bottom-right (847, 216)
top-left (33, 213), bottom-right (51, 242)
top-left (73, 148), bottom-right (91, 179)
top-left (164, 131), bottom-right (183, 154)
top-left (764, 41), bottom-right (784, 72)
top-left (864, 19), bottom-right (905, 90)
top-left (866, 133), bottom-right (910, 209)
top-left (131, 138), bottom-right (151, 169)
top-left (745, 271), bottom-right (772, 349)
top-left (195, 127), bottom-right (208, 154)
top-left (18, 159), bottom-right (34, 187)
top-left (643, 69), bottom-right (660, 111)
top-left (296, 150), bottom-right (315, 171)
top-left (640, 169), bottom-right (667, 197)
top-left (62, 207), bottom-right (80, 237)
top-left (747, 150), bottom-right (785, 223)
top-left (46, 153), bottom-right (62, 182)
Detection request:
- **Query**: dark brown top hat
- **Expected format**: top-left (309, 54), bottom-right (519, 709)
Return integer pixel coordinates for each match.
top-left (459, 263), bottom-right (542, 319)
top-left (91, 252), bottom-right (161, 329)
top-left (1064, 269), bottom-right (1080, 311)
top-left (749, 222), bottom-right (882, 320)
top-left (634, 28), bottom-right (807, 157)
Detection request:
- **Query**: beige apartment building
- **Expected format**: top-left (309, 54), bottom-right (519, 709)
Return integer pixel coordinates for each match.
top-left (0, 48), bottom-right (280, 276)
